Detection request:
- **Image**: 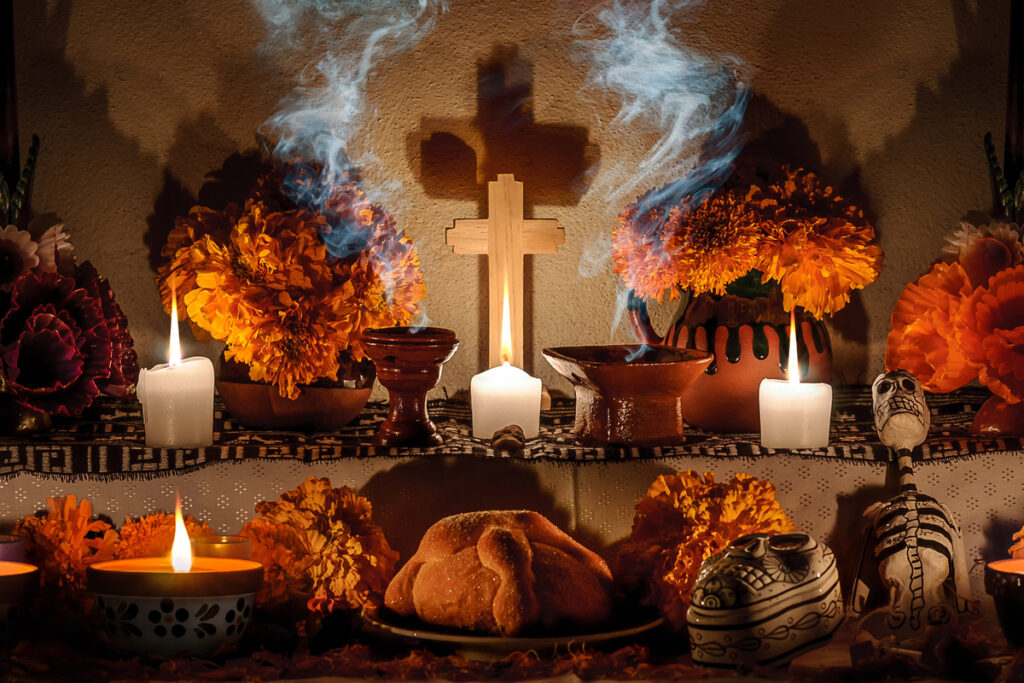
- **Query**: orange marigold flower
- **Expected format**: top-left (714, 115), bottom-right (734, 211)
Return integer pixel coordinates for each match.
top-left (163, 165), bottom-right (425, 396)
top-left (612, 471), bottom-right (794, 629)
top-left (240, 517), bottom-right (308, 608)
top-left (114, 513), bottom-right (212, 560)
top-left (157, 205), bottom-right (239, 319)
top-left (243, 477), bottom-right (398, 615)
top-left (612, 166), bottom-right (880, 313)
top-left (613, 189), bottom-right (761, 302)
top-left (13, 495), bottom-right (118, 607)
top-left (885, 261), bottom-right (978, 392)
top-left (751, 169), bottom-right (882, 318)
top-left (958, 264), bottom-right (1024, 403)
top-left (239, 295), bottom-right (355, 399)
top-left (343, 209), bottom-right (426, 358)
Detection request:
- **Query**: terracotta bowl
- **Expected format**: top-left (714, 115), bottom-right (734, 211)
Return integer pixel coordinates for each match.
top-left (217, 356), bottom-right (375, 431)
top-left (985, 558), bottom-right (1024, 647)
top-left (0, 561), bottom-right (37, 650)
top-left (543, 345), bottom-right (712, 446)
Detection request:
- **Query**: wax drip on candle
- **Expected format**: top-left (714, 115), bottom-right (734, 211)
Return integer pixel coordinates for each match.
top-left (168, 277), bottom-right (182, 367)
top-left (500, 280), bottom-right (513, 367)
top-left (787, 310), bottom-right (800, 384)
top-left (171, 492), bottom-right (192, 572)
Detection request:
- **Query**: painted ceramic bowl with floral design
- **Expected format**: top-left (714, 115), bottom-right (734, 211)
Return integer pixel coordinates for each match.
top-left (0, 561), bottom-right (37, 650)
top-left (88, 557), bottom-right (262, 658)
top-left (686, 533), bottom-right (842, 668)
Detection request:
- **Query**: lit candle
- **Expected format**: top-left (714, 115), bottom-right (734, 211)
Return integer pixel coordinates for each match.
top-left (137, 289), bottom-right (214, 448)
top-left (86, 494), bottom-right (263, 658)
top-left (758, 311), bottom-right (832, 448)
top-left (471, 283), bottom-right (542, 438)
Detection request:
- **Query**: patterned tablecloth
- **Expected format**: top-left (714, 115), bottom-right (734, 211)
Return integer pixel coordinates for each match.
top-left (0, 387), bottom-right (1016, 479)
top-left (0, 386), bottom-right (1021, 609)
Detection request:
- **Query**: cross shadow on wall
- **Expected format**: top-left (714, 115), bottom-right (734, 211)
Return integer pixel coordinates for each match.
top-left (409, 44), bottom-right (599, 372)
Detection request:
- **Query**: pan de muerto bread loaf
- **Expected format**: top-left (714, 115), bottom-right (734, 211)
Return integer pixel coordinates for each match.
top-left (384, 510), bottom-right (613, 636)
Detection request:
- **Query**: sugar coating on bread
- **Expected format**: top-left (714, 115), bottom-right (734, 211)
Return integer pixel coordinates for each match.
top-left (384, 510), bottom-right (613, 636)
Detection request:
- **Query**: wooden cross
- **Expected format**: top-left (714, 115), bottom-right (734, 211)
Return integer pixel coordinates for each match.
top-left (446, 174), bottom-right (564, 369)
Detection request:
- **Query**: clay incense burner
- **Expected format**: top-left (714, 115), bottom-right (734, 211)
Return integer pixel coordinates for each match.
top-left (362, 327), bottom-right (459, 448)
top-left (542, 344), bottom-right (712, 447)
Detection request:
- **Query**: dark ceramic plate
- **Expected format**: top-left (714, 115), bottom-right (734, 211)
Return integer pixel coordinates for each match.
top-left (364, 607), bottom-right (664, 660)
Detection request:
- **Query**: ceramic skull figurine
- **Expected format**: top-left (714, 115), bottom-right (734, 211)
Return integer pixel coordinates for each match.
top-left (872, 370), bottom-right (930, 451)
top-left (862, 489), bottom-right (970, 633)
top-left (858, 369), bottom-right (969, 637)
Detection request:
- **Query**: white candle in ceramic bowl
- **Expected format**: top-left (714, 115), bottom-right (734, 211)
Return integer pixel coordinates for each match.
top-left (471, 285), bottom-right (541, 438)
top-left (137, 294), bottom-right (214, 448)
top-left (759, 311), bottom-right (832, 449)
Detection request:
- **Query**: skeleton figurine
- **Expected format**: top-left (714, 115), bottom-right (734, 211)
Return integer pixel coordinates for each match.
top-left (857, 370), bottom-right (970, 633)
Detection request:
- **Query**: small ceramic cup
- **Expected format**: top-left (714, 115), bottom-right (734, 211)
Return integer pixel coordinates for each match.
top-left (0, 535), bottom-right (26, 563)
top-left (191, 535), bottom-right (252, 560)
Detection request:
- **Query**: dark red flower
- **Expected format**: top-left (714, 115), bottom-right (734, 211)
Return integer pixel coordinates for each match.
top-left (0, 271), bottom-right (112, 416)
top-left (74, 261), bottom-right (139, 399)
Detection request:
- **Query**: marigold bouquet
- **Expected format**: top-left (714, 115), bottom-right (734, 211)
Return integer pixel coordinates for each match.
top-left (613, 164), bottom-right (882, 319)
top-left (612, 470), bottom-right (794, 629)
top-left (159, 164), bottom-right (425, 399)
top-left (885, 222), bottom-right (1024, 402)
top-left (240, 476), bottom-right (398, 616)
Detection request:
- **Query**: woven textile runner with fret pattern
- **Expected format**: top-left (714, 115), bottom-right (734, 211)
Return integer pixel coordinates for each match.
top-left (0, 387), bottom-right (1017, 479)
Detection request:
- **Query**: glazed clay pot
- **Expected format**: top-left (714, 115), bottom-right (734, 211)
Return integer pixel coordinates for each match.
top-left (630, 293), bottom-right (831, 433)
top-left (217, 354), bottom-right (375, 431)
top-left (362, 327), bottom-right (459, 447)
top-left (542, 344), bottom-right (712, 446)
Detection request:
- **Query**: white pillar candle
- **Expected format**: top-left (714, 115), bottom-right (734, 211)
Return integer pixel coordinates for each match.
top-left (758, 379), bottom-right (832, 448)
top-left (137, 290), bottom-right (215, 448)
top-left (759, 310), bottom-right (832, 449)
top-left (471, 362), bottom-right (542, 439)
top-left (138, 357), bottom-right (215, 448)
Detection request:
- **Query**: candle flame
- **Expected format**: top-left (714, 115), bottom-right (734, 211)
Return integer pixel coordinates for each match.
top-left (500, 279), bottom-right (513, 365)
top-left (168, 277), bottom-right (182, 367)
top-left (170, 492), bottom-right (192, 572)
top-left (787, 309), bottom-right (800, 384)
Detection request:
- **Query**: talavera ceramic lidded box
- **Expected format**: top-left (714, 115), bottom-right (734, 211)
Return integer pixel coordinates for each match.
top-left (686, 533), bottom-right (843, 668)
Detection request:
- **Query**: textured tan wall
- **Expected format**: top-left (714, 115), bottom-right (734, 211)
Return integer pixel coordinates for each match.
top-left (13, 0), bottom-right (1006, 396)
